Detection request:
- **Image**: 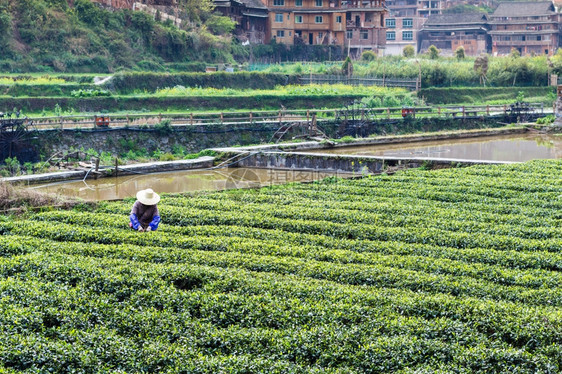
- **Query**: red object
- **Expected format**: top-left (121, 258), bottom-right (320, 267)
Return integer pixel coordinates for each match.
top-left (95, 116), bottom-right (110, 127)
top-left (401, 108), bottom-right (414, 117)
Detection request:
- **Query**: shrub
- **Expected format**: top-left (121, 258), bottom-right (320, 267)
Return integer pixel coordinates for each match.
top-left (361, 51), bottom-right (377, 62)
top-left (403, 45), bottom-right (415, 58)
top-left (455, 46), bottom-right (465, 60)
top-left (427, 45), bottom-right (440, 60)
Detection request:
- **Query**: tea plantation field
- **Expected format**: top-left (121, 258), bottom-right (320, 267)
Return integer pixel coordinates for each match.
top-left (0, 160), bottom-right (561, 373)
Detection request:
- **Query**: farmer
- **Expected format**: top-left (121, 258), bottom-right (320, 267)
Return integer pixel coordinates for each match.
top-left (129, 188), bottom-right (161, 232)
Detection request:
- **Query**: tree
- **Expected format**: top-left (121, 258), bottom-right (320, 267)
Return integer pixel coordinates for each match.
top-left (427, 45), bottom-right (440, 59)
top-left (360, 50), bottom-right (376, 62)
top-left (548, 48), bottom-right (562, 76)
top-left (455, 46), bottom-right (465, 60)
top-left (403, 45), bottom-right (415, 58)
top-left (342, 56), bottom-right (353, 77)
top-left (510, 47), bottom-right (520, 59)
top-left (205, 14), bottom-right (236, 35)
top-left (474, 54), bottom-right (489, 86)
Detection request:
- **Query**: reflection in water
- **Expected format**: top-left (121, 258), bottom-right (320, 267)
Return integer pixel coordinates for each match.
top-left (31, 168), bottom-right (343, 201)
top-left (304, 134), bottom-right (562, 162)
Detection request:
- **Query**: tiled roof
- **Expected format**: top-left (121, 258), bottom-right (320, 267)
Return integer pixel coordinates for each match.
top-left (237, 0), bottom-right (267, 9)
top-left (491, 1), bottom-right (556, 17)
top-left (424, 13), bottom-right (488, 25)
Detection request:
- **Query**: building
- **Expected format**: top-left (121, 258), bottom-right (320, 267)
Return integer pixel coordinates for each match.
top-left (384, 0), bottom-right (424, 55)
top-left (418, 13), bottom-right (489, 56)
top-left (416, 0), bottom-right (449, 18)
top-left (252, 0), bottom-right (386, 54)
top-left (342, 0), bottom-right (388, 56)
top-left (214, 0), bottom-right (269, 44)
top-left (489, 1), bottom-right (561, 56)
top-left (260, 0), bottom-right (347, 46)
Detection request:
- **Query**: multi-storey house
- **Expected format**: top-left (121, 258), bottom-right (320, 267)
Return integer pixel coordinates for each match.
top-left (489, 1), bottom-right (560, 56)
top-left (383, 6), bottom-right (424, 55)
top-left (342, 0), bottom-right (387, 56)
top-left (416, 0), bottom-right (449, 18)
top-left (261, 0), bottom-right (347, 46)
top-left (214, 0), bottom-right (269, 44)
top-left (418, 13), bottom-right (489, 55)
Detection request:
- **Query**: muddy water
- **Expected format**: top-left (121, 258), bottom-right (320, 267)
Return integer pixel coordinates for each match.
top-left (304, 134), bottom-right (562, 162)
top-left (31, 168), bottom-right (343, 201)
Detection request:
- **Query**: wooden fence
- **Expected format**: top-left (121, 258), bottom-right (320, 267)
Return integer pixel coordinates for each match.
top-left (299, 75), bottom-right (419, 90)
top-left (24, 103), bottom-right (545, 131)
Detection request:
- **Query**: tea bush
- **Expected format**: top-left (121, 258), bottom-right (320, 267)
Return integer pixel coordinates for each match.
top-left (0, 160), bottom-right (561, 372)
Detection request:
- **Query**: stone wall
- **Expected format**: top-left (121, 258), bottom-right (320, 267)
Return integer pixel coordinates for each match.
top-left (31, 117), bottom-right (511, 160)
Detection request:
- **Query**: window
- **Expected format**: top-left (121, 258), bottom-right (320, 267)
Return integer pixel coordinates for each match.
top-left (276, 30), bottom-right (285, 37)
top-left (402, 31), bottom-right (413, 40)
top-left (360, 31), bottom-right (369, 40)
top-left (295, 15), bottom-right (303, 23)
top-left (275, 13), bottom-right (283, 22)
top-left (386, 31), bottom-right (395, 40)
top-left (319, 32), bottom-right (323, 38)
top-left (315, 0), bottom-right (323, 6)
top-left (315, 16), bottom-right (323, 23)
top-left (346, 30), bottom-right (353, 39)
top-left (386, 18), bottom-right (395, 28)
top-left (403, 18), bottom-right (413, 28)
top-left (273, 0), bottom-right (284, 5)
top-left (336, 16), bottom-right (342, 23)
top-left (295, 0), bottom-right (302, 5)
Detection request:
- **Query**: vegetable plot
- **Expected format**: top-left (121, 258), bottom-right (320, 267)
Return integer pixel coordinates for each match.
top-left (0, 160), bottom-right (561, 373)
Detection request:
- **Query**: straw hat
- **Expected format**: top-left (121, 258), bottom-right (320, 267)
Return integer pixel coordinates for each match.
top-left (137, 188), bottom-right (160, 206)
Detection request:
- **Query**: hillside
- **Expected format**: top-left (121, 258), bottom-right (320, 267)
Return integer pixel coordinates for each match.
top-left (0, 160), bottom-right (561, 371)
top-left (0, 0), bottom-right (239, 73)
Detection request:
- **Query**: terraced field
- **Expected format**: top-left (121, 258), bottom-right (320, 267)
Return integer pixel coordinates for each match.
top-left (0, 160), bottom-right (561, 373)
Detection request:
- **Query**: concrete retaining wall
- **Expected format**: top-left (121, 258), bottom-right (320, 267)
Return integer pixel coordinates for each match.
top-left (235, 152), bottom-right (509, 174)
top-left (2, 157), bottom-right (215, 185)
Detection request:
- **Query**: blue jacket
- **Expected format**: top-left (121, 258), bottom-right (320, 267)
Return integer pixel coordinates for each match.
top-left (130, 213), bottom-right (160, 231)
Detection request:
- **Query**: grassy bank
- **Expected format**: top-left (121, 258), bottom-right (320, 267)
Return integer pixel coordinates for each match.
top-left (420, 86), bottom-right (556, 105)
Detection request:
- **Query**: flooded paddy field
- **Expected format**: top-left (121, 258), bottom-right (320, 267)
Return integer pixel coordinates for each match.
top-left (31, 168), bottom-right (346, 201)
top-left (302, 133), bottom-right (562, 162)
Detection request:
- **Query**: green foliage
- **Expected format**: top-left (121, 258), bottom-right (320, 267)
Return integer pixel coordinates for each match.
top-left (0, 0), bottom-right (237, 73)
top-left (2, 157), bottom-right (21, 176)
top-left (548, 48), bottom-right (562, 76)
top-left (402, 45), bottom-right (415, 58)
top-left (536, 115), bottom-right (555, 125)
top-left (154, 119), bottom-right (173, 135)
top-left (0, 160), bottom-right (562, 371)
top-left (419, 86), bottom-right (555, 105)
top-left (360, 50), bottom-right (377, 62)
top-left (70, 89), bottom-right (111, 98)
top-left (427, 45), bottom-right (440, 60)
top-left (205, 14), bottom-right (236, 36)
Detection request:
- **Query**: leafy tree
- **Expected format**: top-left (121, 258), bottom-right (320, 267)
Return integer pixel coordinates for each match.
top-left (0, 8), bottom-right (11, 47)
top-left (361, 50), bottom-right (376, 62)
top-left (548, 48), bottom-right (562, 76)
top-left (342, 56), bottom-right (353, 77)
top-left (510, 47), bottom-right (521, 59)
top-left (427, 45), bottom-right (440, 59)
top-left (455, 46), bottom-right (465, 60)
top-left (205, 14), bottom-right (236, 35)
top-left (402, 45), bottom-right (415, 58)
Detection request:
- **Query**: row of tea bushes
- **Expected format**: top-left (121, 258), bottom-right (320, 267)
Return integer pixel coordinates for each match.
top-left (0, 159), bottom-right (561, 372)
